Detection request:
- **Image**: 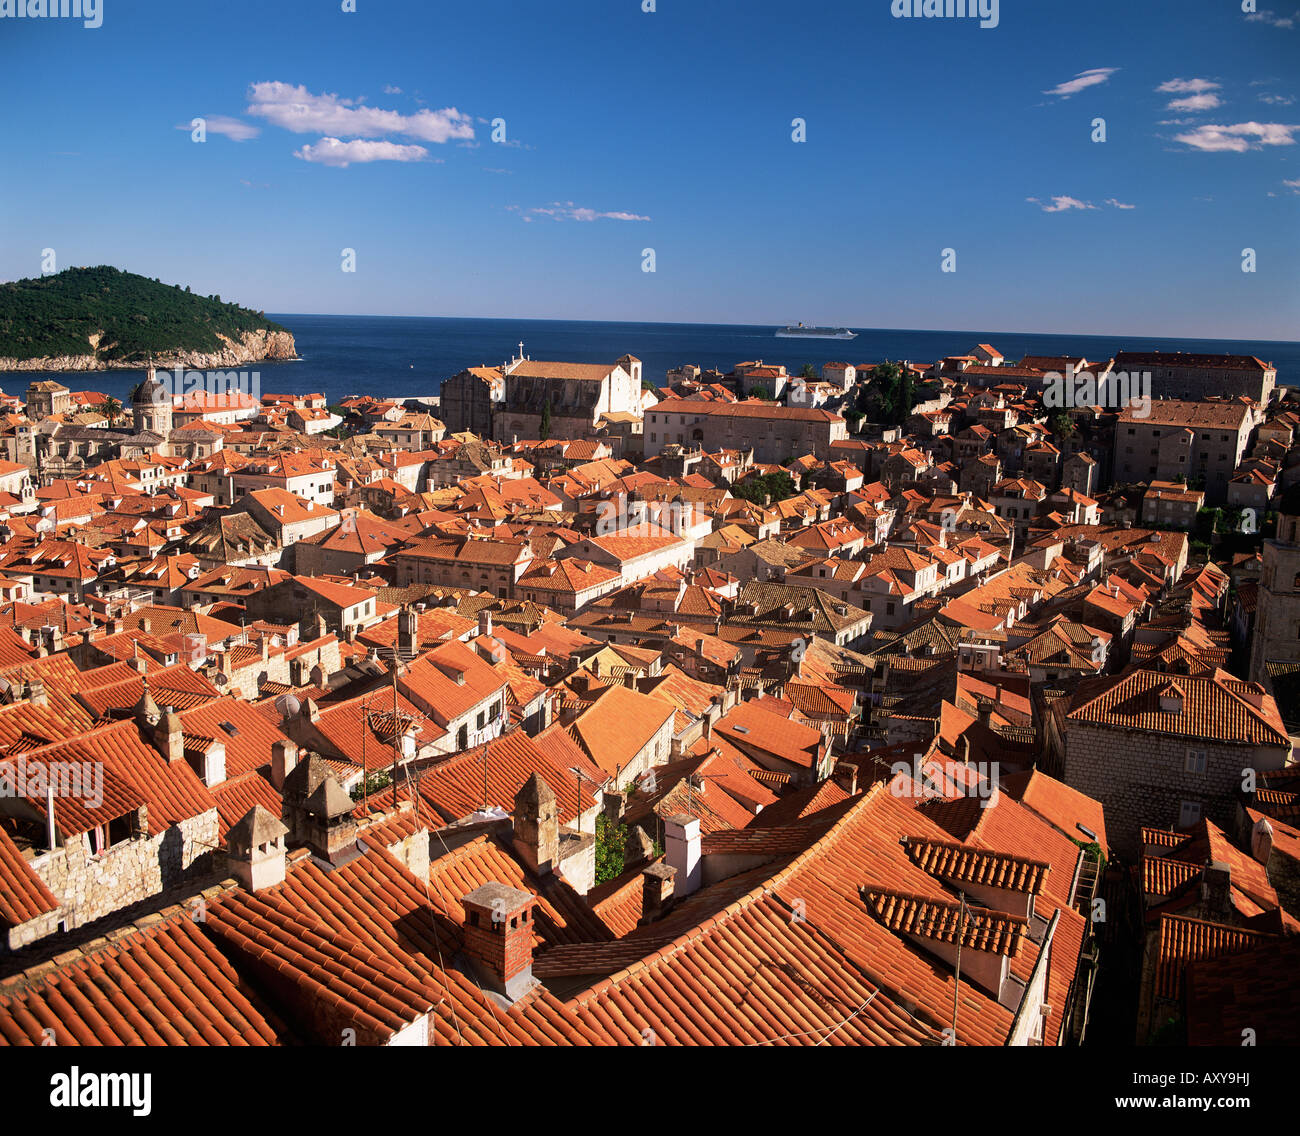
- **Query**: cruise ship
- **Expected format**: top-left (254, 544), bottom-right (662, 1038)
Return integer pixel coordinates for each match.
top-left (775, 322), bottom-right (857, 340)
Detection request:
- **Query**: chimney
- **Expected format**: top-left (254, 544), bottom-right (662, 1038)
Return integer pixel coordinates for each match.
top-left (271, 739), bottom-right (299, 789)
top-left (156, 706), bottom-right (184, 764)
top-left (1200, 861), bottom-right (1232, 920)
top-left (398, 606), bottom-right (418, 656)
top-left (832, 761), bottom-right (858, 795)
top-left (26, 676), bottom-right (47, 708)
top-left (226, 805), bottom-right (289, 893)
top-left (663, 813), bottom-right (702, 896)
top-left (512, 773), bottom-right (558, 875)
top-left (1251, 816), bottom-right (1274, 866)
top-left (461, 882), bottom-right (536, 1002)
top-left (639, 861), bottom-right (676, 925)
top-left (479, 609), bottom-right (493, 637)
top-left (202, 740), bottom-right (227, 787)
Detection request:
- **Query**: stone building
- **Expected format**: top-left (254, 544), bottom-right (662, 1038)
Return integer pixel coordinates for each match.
top-left (1112, 400), bottom-right (1254, 503)
top-left (439, 365), bottom-right (504, 437)
top-left (493, 355), bottom-right (643, 442)
top-left (25, 379), bottom-right (73, 420)
top-left (1112, 351), bottom-right (1276, 406)
top-left (1051, 669), bottom-right (1291, 857)
top-left (644, 400), bottom-right (848, 464)
top-left (1249, 487), bottom-right (1300, 683)
top-left (133, 368), bottom-right (174, 437)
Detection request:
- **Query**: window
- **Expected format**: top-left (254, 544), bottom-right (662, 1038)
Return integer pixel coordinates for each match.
top-left (1179, 800), bottom-right (1201, 828)
top-left (476, 711), bottom-right (486, 730)
top-left (1185, 748), bottom-right (1207, 774)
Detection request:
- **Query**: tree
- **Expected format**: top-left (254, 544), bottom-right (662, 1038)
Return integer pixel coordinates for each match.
top-left (594, 813), bottom-right (627, 884)
top-left (799, 363), bottom-right (817, 380)
top-left (865, 361), bottom-right (916, 426)
top-left (96, 396), bottom-right (122, 424)
top-left (1047, 412), bottom-right (1076, 440)
top-left (733, 470), bottom-right (795, 505)
top-left (350, 769), bottom-right (392, 801)
top-left (750, 385), bottom-right (770, 401)
top-left (539, 396), bottom-right (552, 440)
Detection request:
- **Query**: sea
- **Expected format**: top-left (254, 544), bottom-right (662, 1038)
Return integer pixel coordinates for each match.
top-left (3, 314), bottom-right (1298, 407)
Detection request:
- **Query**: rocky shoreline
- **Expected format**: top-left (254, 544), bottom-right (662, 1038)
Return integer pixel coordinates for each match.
top-left (0, 327), bottom-right (297, 372)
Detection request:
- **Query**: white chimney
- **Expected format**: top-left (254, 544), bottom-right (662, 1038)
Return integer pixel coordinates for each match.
top-left (663, 812), bottom-right (702, 896)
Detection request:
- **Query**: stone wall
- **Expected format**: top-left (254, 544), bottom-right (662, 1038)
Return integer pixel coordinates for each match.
top-left (1062, 722), bottom-right (1287, 858)
top-left (26, 808), bottom-right (219, 938)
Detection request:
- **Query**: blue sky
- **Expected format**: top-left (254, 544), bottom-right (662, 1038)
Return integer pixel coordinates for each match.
top-left (0, 0), bottom-right (1297, 338)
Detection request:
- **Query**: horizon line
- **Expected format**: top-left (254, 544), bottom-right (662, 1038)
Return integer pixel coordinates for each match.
top-left (259, 313), bottom-right (1300, 347)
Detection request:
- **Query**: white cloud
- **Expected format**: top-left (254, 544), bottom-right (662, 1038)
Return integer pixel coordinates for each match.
top-left (1026, 195), bottom-right (1096, 212)
top-left (1245, 9), bottom-right (1296, 28)
top-left (1157, 78), bottom-right (1221, 94)
top-left (293, 137), bottom-right (430, 167)
top-left (1105, 198), bottom-right (1137, 209)
top-left (1285, 177), bottom-right (1300, 193)
top-left (1173, 121), bottom-right (1300, 151)
top-left (1261, 93), bottom-right (1297, 105)
top-left (509, 201), bottom-right (650, 222)
top-left (247, 82), bottom-right (474, 144)
top-left (1043, 68), bottom-right (1118, 98)
top-left (383, 85), bottom-right (402, 95)
top-left (1167, 93), bottom-right (1223, 112)
top-left (177, 115), bottom-right (259, 141)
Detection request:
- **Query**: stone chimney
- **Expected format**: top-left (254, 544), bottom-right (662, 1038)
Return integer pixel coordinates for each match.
top-left (479, 609), bottom-right (493, 637)
top-left (604, 789), bottom-right (626, 824)
top-left (26, 676), bottom-right (47, 708)
top-left (227, 805), bottom-right (289, 892)
top-left (1200, 861), bottom-right (1232, 920)
top-left (155, 705), bottom-right (184, 764)
top-left (640, 861), bottom-right (676, 924)
top-left (663, 813), bottom-right (702, 896)
top-left (832, 761), bottom-right (858, 795)
top-left (398, 605), bottom-right (418, 656)
top-left (461, 882), bottom-right (536, 1002)
top-left (281, 754), bottom-right (359, 865)
top-left (271, 738), bottom-right (299, 790)
top-left (512, 773), bottom-right (558, 875)
top-left (134, 679), bottom-right (161, 730)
